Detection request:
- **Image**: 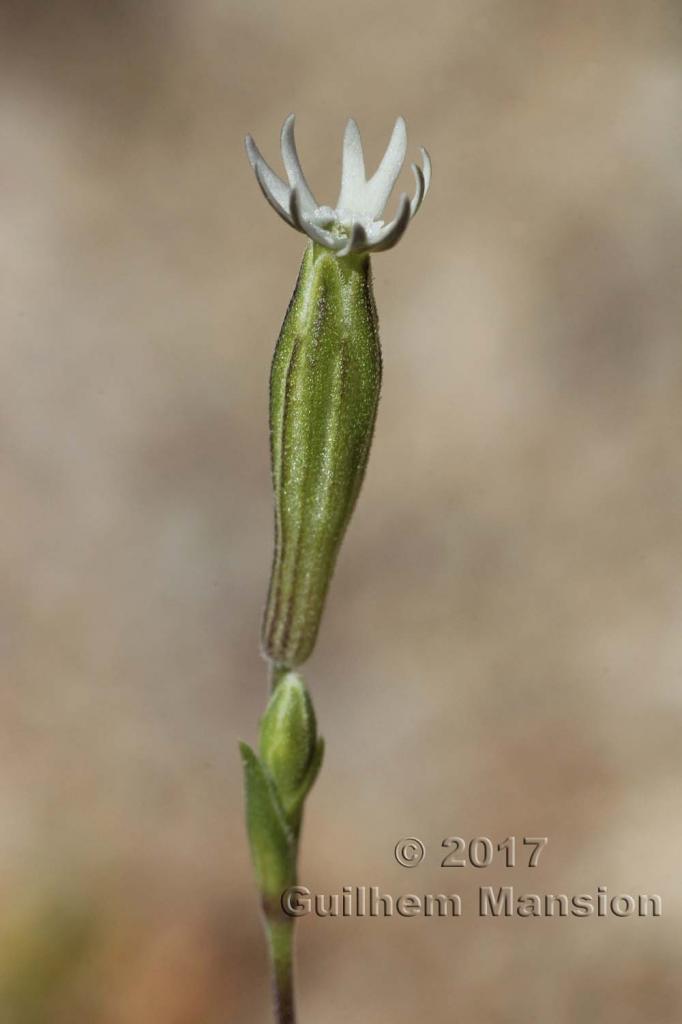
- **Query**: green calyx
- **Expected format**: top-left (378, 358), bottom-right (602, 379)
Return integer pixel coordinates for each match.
top-left (262, 242), bottom-right (382, 669)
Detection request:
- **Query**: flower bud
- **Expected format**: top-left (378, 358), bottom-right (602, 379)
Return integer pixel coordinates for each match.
top-left (259, 672), bottom-right (323, 827)
top-left (262, 243), bottom-right (381, 667)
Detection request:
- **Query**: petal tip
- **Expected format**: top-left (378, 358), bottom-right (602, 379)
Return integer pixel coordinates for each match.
top-left (281, 113), bottom-right (296, 139)
top-left (244, 134), bottom-right (258, 166)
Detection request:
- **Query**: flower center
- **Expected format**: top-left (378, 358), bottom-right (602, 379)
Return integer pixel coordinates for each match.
top-left (310, 206), bottom-right (381, 240)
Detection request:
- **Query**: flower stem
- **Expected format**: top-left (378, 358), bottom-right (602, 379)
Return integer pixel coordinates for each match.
top-left (269, 662), bottom-right (289, 693)
top-left (265, 915), bottom-right (297, 1024)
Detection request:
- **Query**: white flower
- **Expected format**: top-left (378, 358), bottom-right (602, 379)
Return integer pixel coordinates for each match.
top-left (245, 115), bottom-right (431, 256)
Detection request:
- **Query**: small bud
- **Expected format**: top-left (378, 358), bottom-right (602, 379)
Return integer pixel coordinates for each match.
top-left (259, 672), bottom-right (323, 827)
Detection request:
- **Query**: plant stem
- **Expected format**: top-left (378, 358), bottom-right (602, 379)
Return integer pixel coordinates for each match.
top-left (269, 662), bottom-right (289, 693)
top-left (265, 915), bottom-right (297, 1024)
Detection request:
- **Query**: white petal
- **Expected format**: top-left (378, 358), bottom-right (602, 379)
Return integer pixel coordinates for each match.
top-left (289, 189), bottom-right (344, 250)
top-left (253, 162), bottom-right (296, 228)
top-left (280, 114), bottom-right (318, 215)
top-left (366, 193), bottom-right (411, 253)
top-left (363, 117), bottom-right (407, 219)
top-left (337, 220), bottom-right (368, 257)
top-left (336, 118), bottom-right (367, 213)
top-left (420, 146), bottom-right (432, 197)
top-left (245, 135), bottom-right (294, 225)
top-left (410, 163), bottom-right (425, 218)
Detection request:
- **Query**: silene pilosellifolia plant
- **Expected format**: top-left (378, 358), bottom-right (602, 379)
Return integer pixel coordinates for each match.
top-left (240, 114), bottom-right (430, 1024)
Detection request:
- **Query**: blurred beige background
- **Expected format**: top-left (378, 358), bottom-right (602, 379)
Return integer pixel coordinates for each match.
top-left (1, 0), bottom-right (681, 1021)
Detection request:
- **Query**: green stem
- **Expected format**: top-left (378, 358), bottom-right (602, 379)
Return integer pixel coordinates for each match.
top-left (269, 662), bottom-right (289, 693)
top-left (265, 916), bottom-right (297, 1024)
top-left (243, 668), bottom-right (320, 1024)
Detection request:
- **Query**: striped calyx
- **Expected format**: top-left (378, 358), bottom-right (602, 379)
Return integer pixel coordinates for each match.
top-left (262, 242), bottom-right (382, 668)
